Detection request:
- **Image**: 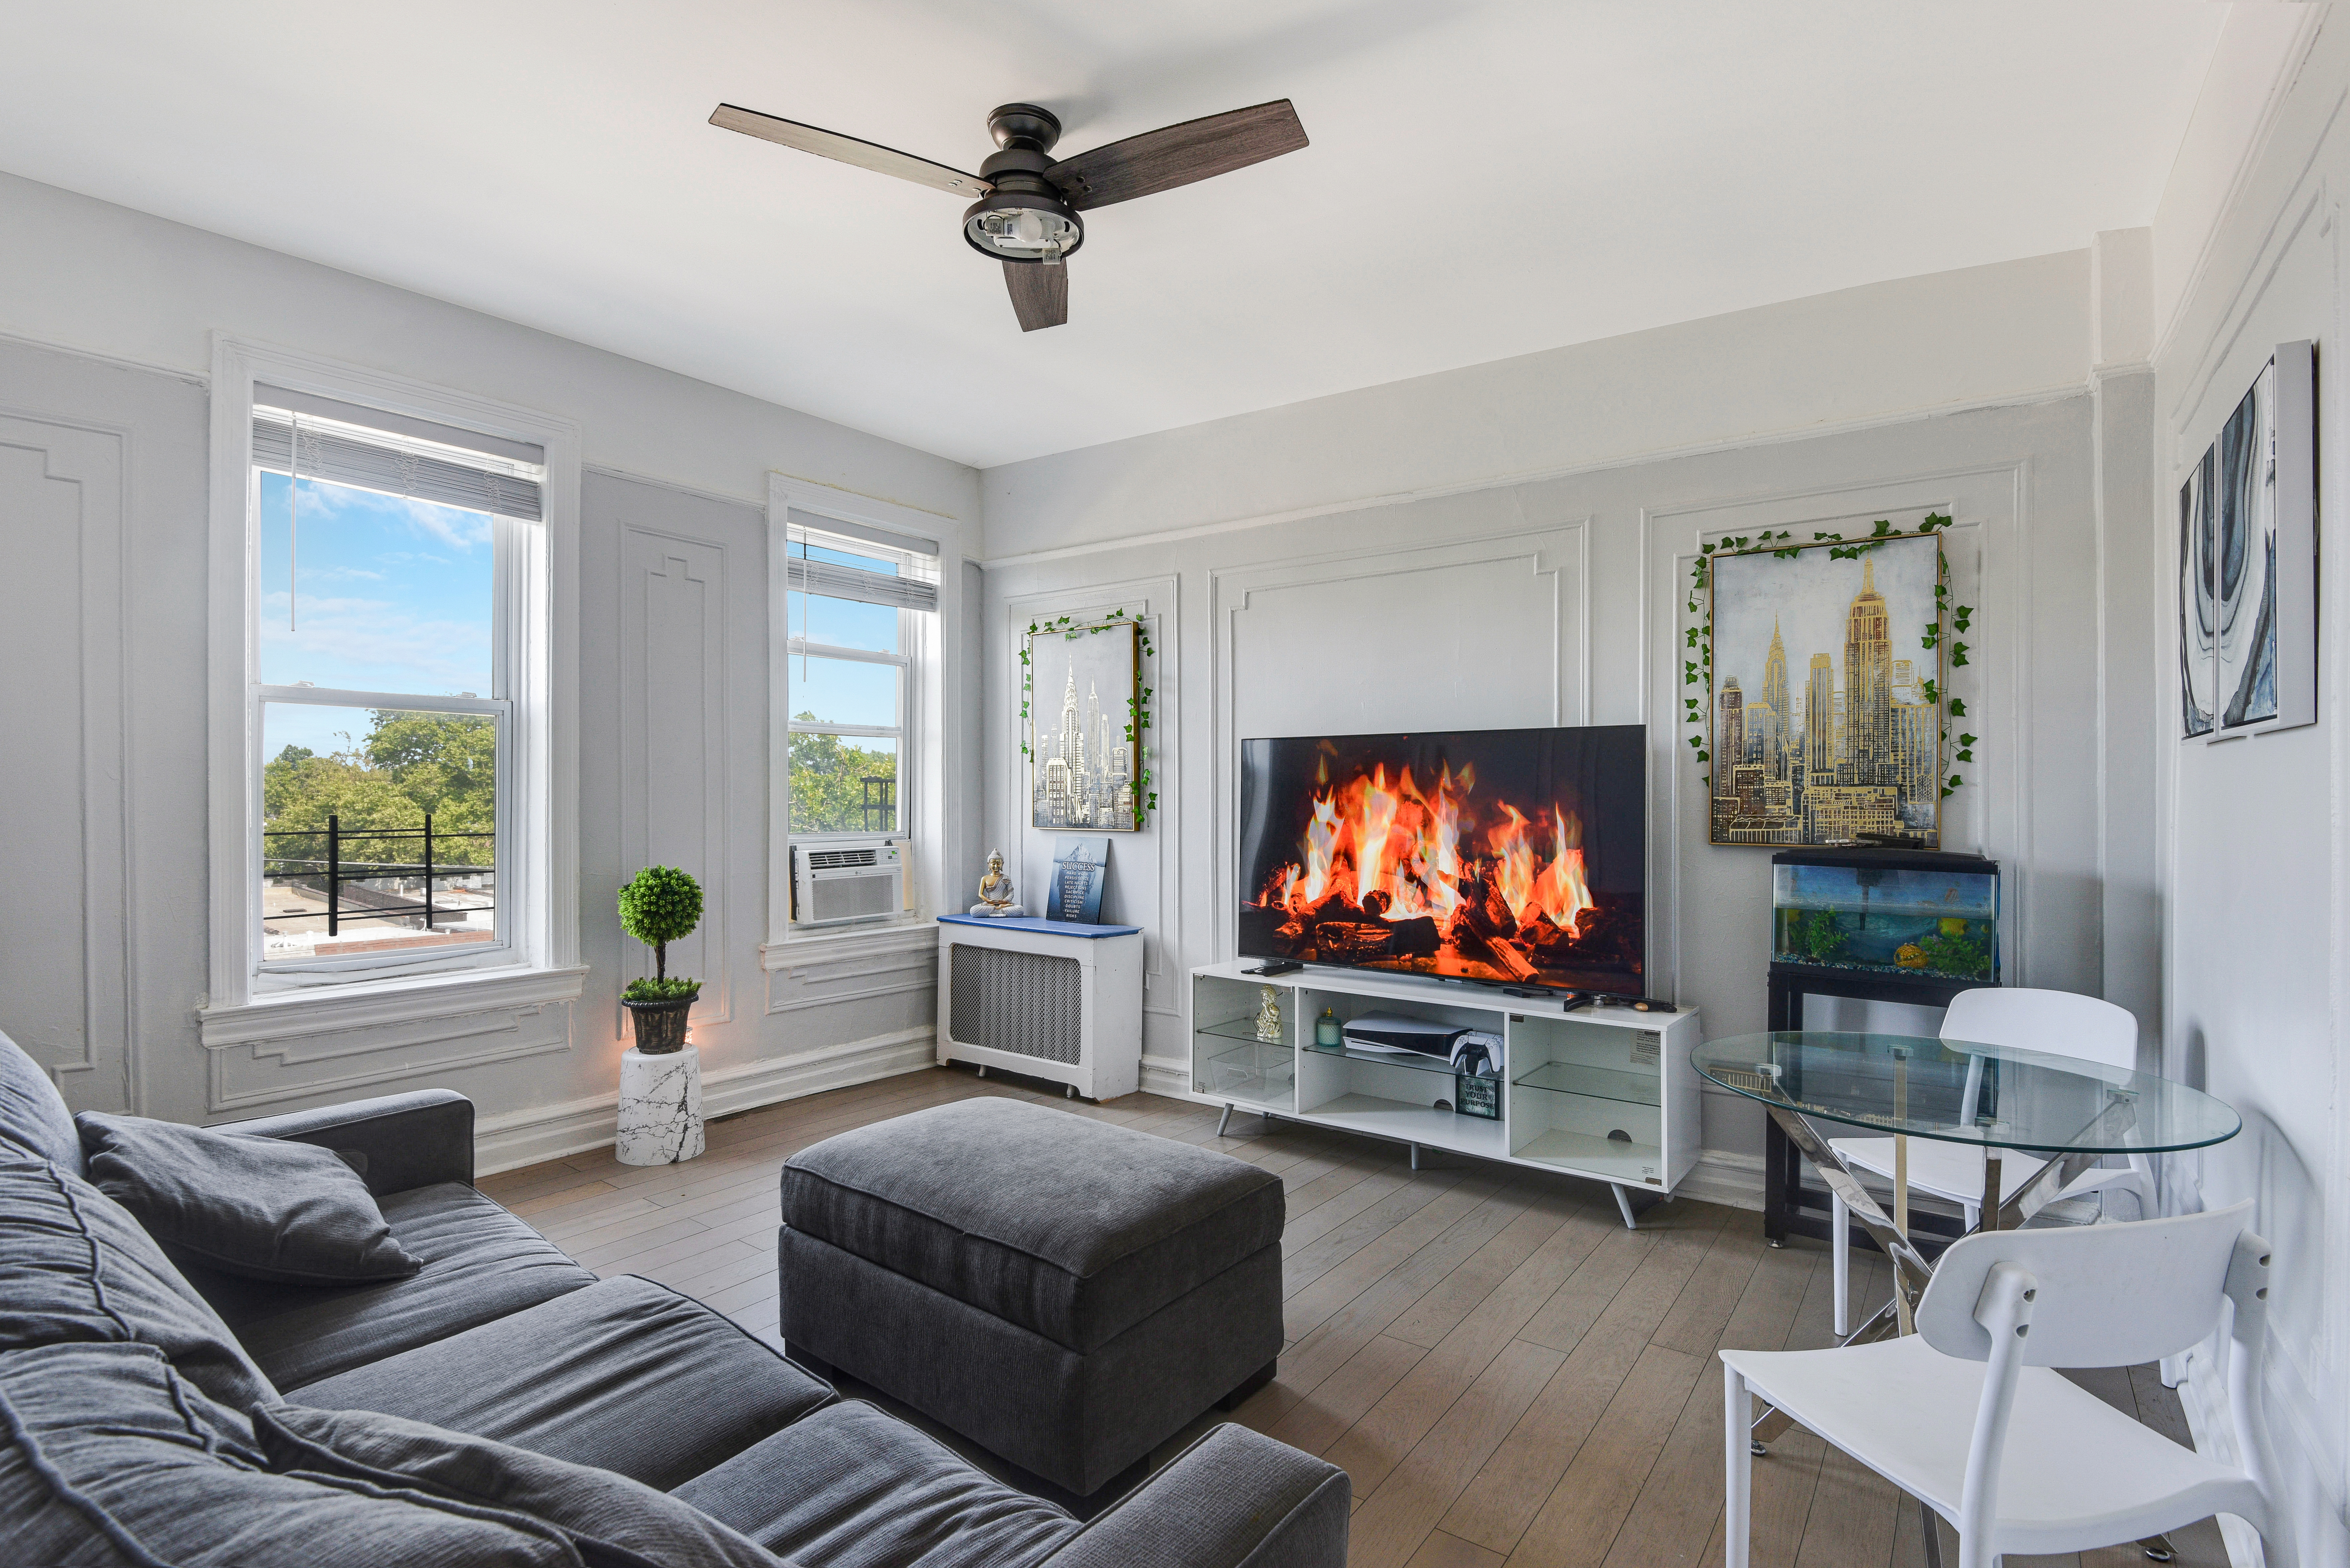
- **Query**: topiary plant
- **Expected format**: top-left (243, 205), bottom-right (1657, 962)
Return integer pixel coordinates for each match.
top-left (618, 866), bottom-right (702, 991)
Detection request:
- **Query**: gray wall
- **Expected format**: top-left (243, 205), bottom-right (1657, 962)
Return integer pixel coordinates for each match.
top-left (0, 171), bottom-right (982, 1168)
top-left (2151, 11), bottom-right (2350, 1558)
top-left (981, 383), bottom-right (2112, 1195)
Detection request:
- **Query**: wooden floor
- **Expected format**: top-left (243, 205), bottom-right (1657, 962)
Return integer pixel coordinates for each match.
top-left (482, 1066), bottom-right (2228, 1568)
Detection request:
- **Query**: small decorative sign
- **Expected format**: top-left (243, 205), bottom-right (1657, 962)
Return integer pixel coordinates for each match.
top-left (1048, 834), bottom-right (1110, 924)
top-left (1455, 1070), bottom-right (1501, 1121)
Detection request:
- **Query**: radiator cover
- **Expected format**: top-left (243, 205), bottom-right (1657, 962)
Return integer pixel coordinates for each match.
top-left (949, 945), bottom-right (1083, 1065)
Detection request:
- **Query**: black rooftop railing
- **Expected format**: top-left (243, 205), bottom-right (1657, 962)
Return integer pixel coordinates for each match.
top-left (261, 813), bottom-right (494, 938)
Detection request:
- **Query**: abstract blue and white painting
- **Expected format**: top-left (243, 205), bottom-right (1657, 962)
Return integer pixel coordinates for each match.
top-left (2213, 359), bottom-right (2279, 731)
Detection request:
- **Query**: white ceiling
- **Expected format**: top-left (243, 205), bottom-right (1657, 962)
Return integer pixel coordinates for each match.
top-left (1, 2), bottom-right (2229, 469)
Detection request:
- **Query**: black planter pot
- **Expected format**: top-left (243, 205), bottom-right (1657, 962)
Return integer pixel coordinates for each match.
top-left (622, 991), bottom-right (698, 1055)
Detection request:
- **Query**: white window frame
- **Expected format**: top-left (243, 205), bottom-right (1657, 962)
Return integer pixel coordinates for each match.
top-left (200, 336), bottom-right (583, 1038)
top-left (765, 475), bottom-right (953, 956)
top-left (783, 533), bottom-right (914, 845)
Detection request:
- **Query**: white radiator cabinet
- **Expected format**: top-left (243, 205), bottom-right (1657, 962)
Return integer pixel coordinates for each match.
top-left (936, 916), bottom-right (1144, 1101)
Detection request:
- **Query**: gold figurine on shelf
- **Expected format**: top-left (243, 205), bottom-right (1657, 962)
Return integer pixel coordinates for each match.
top-left (969, 849), bottom-right (1025, 917)
top-left (1254, 985), bottom-right (1283, 1043)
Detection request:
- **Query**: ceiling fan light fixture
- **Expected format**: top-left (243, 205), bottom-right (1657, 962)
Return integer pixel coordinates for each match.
top-left (962, 190), bottom-right (1083, 263)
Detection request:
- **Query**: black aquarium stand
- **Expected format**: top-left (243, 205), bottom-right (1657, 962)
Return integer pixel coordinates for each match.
top-left (1760, 962), bottom-right (1996, 1252)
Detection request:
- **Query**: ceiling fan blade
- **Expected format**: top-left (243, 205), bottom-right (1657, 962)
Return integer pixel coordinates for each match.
top-left (1046, 99), bottom-right (1307, 211)
top-left (1004, 261), bottom-right (1068, 332)
top-left (709, 104), bottom-right (992, 198)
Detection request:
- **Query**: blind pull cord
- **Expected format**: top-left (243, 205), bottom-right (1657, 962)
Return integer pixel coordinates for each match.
top-left (289, 413), bottom-right (300, 633)
top-left (792, 525), bottom-right (808, 685)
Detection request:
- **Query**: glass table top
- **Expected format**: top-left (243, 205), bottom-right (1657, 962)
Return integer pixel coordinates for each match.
top-left (1692, 1031), bottom-right (2240, 1155)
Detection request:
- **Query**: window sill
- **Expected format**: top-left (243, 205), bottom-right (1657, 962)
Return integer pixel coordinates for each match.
top-left (760, 917), bottom-right (934, 973)
top-left (197, 964), bottom-right (589, 1048)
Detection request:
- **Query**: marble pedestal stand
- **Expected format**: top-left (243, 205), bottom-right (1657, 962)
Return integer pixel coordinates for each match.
top-left (616, 1044), bottom-right (704, 1165)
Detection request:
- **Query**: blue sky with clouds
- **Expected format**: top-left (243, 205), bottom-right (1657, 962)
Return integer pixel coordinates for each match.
top-left (253, 488), bottom-right (906, 757)
top-left (258, 472), bottom-right (492, 756)
top-left (786, 543), bottom-right (902, 731)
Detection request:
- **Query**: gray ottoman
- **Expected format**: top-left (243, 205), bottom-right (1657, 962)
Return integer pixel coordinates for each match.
top-left (777, 1097), bottom-right (1285, 1496)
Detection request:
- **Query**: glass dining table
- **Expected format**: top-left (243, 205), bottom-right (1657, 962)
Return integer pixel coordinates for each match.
top-left (1694, 1030), bottom-right (2239, 1566)
top-left (1696, 1030), bottom-right (2239, 1329)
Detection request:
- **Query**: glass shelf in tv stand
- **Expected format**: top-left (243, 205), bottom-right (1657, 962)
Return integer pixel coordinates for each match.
top-left (1192, 963), bottom-right (1683, 1211)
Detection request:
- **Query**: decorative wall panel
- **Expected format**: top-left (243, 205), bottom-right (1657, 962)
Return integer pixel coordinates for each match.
top-left (0, 413), bottom-right (133, 1112)
top-left (619, 530), bottom-right (731, 1027)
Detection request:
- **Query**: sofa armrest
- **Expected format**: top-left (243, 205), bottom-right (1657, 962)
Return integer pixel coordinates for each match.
top-left (214, 1089), bottom-right (474, 1196)
top-left (1034, 1424), bottom-right (1347, 1568)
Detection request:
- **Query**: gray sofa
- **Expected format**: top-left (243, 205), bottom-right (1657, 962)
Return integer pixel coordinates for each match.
top-left (0, 1033), bottom-right (1349, 1566)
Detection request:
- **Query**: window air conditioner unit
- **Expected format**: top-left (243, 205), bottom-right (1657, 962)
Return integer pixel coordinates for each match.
top-left (793, 840), bottom-right (904, 927)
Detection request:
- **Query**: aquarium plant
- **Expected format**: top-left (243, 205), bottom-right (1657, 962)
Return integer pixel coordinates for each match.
top-left (1793, 908), bottom-right (1847, 963)
top-left (1916, 925), bottom-right (1993, 979)
top-left (619, 866), bottom-right (703, 1052)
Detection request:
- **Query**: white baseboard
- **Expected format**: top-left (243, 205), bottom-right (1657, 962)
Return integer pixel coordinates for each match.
top-left (1140, 1053), bottom-right (1190, 1100)
top-left (1676, 1148), bottom-right (1768, 1211)
top-left (472, 1026), bottom-right (936, 1175)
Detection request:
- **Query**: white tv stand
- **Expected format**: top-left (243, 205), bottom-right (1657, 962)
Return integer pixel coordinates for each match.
top-left (1185, 960), bottom-right (1701, 1229)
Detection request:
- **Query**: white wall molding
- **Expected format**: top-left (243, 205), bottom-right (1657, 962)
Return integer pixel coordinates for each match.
top-left (197, 963), bottom-right (587, 1047)
top-left (1206, 524), bottom-right (1589, 965)
top-left (583, 461), bottom-right (762, 516)
top-left (2173, 1331), bottom-right (2345, 1568)
top-left (998, 574), bottom-right (1182, 1014)
top-left (758, 920), bottom-right (935, 972)
top-left (978, 382), bottom-right (2085, 571)
top-left (761, 916), bottom-right (939, 1014)
top-left (618, 525), bottom-right (733, 1033)
top-left (2150, 7), bottom-right (2332, 366)
top-left (0, 408), bottom-right (135, 1110)
top-left (205, 1001), bottom-right (574, 1114)
top-left (472, 1024), bottom-right (936, 1174)
top-left (2167, 178), bottom-right (2336, 451)
top-left (0, 326), bottom-right (209, 389)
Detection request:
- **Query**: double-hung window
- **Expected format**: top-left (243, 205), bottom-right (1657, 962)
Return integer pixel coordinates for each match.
top-left (207, 345), bottom-right (578, 1015)
top-left (783, 511), bottom-right (936, 844)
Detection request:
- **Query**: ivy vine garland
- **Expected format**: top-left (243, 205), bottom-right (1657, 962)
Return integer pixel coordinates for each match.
top-left (1018, 608), bottom-right (1158, 828)
top-left (1683, 513), bottom-right (1975, 799)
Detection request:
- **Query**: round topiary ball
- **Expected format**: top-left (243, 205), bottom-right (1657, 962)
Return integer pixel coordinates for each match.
top-left (619, 865), bottom-right (703, 948)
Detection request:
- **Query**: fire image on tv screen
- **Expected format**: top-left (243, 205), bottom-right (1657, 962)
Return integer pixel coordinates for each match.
top-left (1237, 726), bottom-right (1645, 993)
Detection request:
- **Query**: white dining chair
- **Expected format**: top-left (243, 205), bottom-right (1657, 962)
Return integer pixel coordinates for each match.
top-left (1831, 987), bottom-right (2157, 1334)
top-left (1724, 1201), bottom-right (2290, 1568)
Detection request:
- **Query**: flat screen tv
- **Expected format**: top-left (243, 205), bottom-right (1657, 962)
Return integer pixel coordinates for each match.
top-left (1237, 725), bottom-right (1645, 995)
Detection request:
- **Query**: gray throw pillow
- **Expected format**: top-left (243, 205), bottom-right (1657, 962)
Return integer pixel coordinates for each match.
top-left (78, 1111), bottom-right (424, 1285)
top-left (0, 1340), bottom-right (585, 1567)
top-left (256, 1405), bottom-right (790, 1568)
top-left (0, 1155), bottom-right (279, 1411)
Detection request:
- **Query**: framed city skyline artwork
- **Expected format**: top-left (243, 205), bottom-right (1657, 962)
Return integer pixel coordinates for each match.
top-left (1707, 531), bottom-right (1944, 848)
top-left (1025, 617), bottom-right (1142, 830)
top-left (2182, 339), bottom-right (2316, 740)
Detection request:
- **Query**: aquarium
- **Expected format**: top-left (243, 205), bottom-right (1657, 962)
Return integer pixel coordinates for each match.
top-left (1770, 848), bottom-right (1999, 982)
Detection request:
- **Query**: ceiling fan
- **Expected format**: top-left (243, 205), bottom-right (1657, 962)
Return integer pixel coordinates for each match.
top-left (709, 98), bottom-right (1308, 331)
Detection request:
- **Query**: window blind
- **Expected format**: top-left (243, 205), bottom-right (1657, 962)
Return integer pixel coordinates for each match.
top-left (786, 554), bottom-right (939, 612)
top-left (787, 510), bottom-right (939, 612)
top-left (254, 405), bottom-right (545, 522)
top-left (786, 506), bottom-right (939, 559)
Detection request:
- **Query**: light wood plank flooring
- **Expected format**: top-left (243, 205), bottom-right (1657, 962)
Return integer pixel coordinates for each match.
top-left (483, 1066), bottom-right (2228, 1568)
